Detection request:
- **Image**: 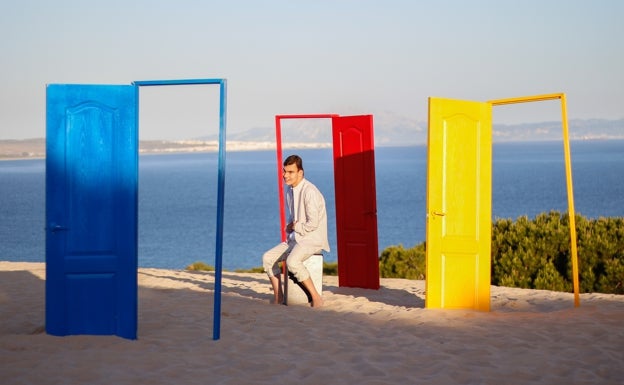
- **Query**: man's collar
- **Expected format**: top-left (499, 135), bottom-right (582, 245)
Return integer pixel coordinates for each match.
top-left (292, 178), bottom-right (306, 190)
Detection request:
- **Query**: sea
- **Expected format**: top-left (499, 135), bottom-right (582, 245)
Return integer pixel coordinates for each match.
top-left (1, 140), bottom-right (623, 271)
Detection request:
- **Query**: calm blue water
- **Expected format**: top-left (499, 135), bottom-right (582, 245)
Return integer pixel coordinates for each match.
top-left (1, 140), bottom-right (623, 270)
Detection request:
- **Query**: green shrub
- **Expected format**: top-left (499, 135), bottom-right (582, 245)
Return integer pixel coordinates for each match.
top-left (187, 262), bottom-right (339, 276)
top-left (379, 244), bottom-right (426, 280)
top-left (323, 262), bottom-right (338, 276)
top-left (378, 211), bottom-right (624, 294)
top-left (235, 266), bottom-right (265, 273)
top-left (491, 212), bottom-right (572, 290)
top-left (188, 212), bottom-right (624, 295)
top-left (596, 257), bottom-right (624, 294)
top-left (185, 261), bottom-right (215, 271)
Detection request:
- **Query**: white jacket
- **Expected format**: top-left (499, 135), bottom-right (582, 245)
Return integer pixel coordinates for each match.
top-left (286, 178), bottom-right (330, 252)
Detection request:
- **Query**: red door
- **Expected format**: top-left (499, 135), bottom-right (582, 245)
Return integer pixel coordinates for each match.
top-left (332, 115), bottom-right (380, 289)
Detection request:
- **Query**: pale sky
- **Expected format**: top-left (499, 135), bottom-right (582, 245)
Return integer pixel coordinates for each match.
top-left (1, 0), bottom-right (622, 140)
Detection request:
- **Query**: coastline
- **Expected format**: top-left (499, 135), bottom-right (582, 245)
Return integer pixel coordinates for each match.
top-left (0, 138), bottom-right (332, 161)
top-left (4, 137), bottom-right (623, 161)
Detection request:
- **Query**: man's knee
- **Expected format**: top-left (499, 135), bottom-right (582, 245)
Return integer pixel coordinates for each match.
top-left (263, 245), bottom-right (290, 277)
top-left (286, 257), bottom-right (311, 282)
top-left (262, 251), bottom-right (274, 266)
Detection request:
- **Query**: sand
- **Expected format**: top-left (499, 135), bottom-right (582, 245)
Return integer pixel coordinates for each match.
top-left (1, 261), bottom-right (623, 385)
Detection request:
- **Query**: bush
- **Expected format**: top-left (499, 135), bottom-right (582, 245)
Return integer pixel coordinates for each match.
top-left (323, 262), bottom-right (338, 276)
top-left (379, 244), bottom-right (426, 280)
top-left (186, 262), bottom-right (339, 276)
top-left (186, 261), bottom-right (215, 271)
top-left (491, 212), bottom-right (573, 291)
top-left (378, 211), bottom-right (624, 294)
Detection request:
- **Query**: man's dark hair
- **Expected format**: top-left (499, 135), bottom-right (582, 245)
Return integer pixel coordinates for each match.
top-left (283, 154), bottom-right (303, 172)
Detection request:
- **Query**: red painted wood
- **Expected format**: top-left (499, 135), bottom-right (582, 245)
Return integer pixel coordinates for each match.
top-left (332, 115), bottom-right (380, 289)
top-left (274, 114), bottom-right (339, 242)
top-left (273, 113), bottom-right (378, 290)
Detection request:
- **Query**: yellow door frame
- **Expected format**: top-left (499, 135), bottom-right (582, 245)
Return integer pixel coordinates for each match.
top-left (488, 93), bottom-right (580, 307)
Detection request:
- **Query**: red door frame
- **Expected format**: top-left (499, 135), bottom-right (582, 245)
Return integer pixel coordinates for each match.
top-left (274, 114), bottom-right (379, 289)
top-left (274, 114), bottom-right (339, 241)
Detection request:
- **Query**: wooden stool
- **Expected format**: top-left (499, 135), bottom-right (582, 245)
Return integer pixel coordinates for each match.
top-left (284, 254), bottom-right (323, 306)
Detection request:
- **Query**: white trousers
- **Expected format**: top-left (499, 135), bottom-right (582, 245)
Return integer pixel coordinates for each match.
top-left (262, 241), bottom-right (321, 282)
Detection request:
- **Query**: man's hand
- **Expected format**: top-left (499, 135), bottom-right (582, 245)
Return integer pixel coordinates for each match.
top-left (286, 221), bottom-right (297, 233)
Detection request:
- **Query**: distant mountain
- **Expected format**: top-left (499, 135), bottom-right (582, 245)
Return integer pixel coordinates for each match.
top-left (372, 111), bottom-right (427, 146)
top-left (0, 138), bottom-right (330, 159)
top-left (201, 111), bottom-right (429, 146)
top-left (219, 117), bottom-right (624, 146)
top-left (0, 138), bottom-right (45, 159)
top-left (493, 119), bottom-right (624, 142)
top-left (2, 119), bottom-right (622, 159)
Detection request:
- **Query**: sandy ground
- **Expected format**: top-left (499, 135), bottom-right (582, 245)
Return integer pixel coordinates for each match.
top-left (1, 261), bottom-right (623, 385)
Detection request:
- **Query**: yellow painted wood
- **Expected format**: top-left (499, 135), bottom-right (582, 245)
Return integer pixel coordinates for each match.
top-left (559, 94), bottom-right (581, 307)
top-left (488, 93), bottom-right (564, 106)
top-left (426, 97), bottom-right (492, 311)
top-left (489, 93), bottom-right (580, 307)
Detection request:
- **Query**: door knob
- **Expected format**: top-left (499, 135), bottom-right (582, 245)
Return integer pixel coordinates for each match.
top-left (49, 224), bottom-right (69, 233)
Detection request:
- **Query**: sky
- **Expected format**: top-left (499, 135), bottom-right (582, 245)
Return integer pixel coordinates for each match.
top-left (1, 0), bottom-right (622, 140)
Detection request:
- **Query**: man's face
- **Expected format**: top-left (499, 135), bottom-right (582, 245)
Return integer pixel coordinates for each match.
top-left (283, 163), bottom-right (303, 187)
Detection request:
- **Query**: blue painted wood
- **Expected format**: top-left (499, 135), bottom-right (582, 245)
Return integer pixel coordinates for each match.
top-left (46, 84), bottom-right (138, 339)
top-left (213, 79), bottom-right (227, 340)
top-left (133, 78), bottom-right (227, 340)
top-left (133, 78), bottom-right (224, 86)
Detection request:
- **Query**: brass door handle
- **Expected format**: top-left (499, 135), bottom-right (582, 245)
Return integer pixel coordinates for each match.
top-left (432, 211), bottom-right (446, 217)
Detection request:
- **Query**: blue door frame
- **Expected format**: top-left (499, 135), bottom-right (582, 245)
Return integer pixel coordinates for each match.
top-left (46, 79), bottom-right (227, 340)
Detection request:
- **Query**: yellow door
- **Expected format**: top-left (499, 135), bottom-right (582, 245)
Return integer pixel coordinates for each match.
top-left (426, 97), bottom-right (492, 311)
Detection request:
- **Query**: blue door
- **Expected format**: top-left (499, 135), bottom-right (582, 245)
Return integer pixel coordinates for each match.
top-left (46, 84), bottom-right (138, 339)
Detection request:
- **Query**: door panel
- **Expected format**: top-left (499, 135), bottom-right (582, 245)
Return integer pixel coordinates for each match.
top-left (426, 98), bottom-right (492, 310)
top-left (332, 115), bottom-right (380, 289)
top-left (46, 84), bottom-right (138, 338)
